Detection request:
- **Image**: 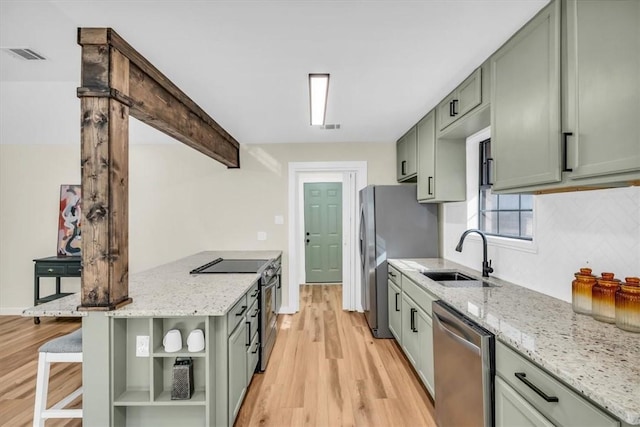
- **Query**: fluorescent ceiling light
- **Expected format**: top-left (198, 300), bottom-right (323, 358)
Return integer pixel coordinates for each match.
top-left (309, 73), bottom-right (329, 126)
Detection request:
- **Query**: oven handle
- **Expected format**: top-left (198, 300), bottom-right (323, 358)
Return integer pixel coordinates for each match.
top-left (263, 280), bottom-right (277, 292)
top-left (264, 275), bottom-right (278, 289)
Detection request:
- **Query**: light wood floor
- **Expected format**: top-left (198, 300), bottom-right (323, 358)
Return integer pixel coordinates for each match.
top-left (0, 316), bottom-right (82, 427)
top-left (0, 285), bottom-right (435, 427)
top-left (235, 285), bottom-right (436, 427)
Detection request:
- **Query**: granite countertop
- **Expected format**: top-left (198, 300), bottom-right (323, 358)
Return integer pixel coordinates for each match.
top-left (388, 258), bottom-right (640, 425)
top-left (23, 251), bottom-right (281, 318)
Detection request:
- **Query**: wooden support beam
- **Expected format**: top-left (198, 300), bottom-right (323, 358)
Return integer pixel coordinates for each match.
top-left (78, 28), bottom-right (240, 167)
top-left (77, 27), bottom-right (240, 310)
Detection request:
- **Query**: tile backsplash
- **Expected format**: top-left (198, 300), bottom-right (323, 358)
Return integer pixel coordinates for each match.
top-left (443, 186), bottom-right (640, 303)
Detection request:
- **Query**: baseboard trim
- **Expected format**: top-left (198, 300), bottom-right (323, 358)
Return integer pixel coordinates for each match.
top-left (0, 307), bottom-right (27, 316)
top-left (277, 305), bottom-right (297, 315)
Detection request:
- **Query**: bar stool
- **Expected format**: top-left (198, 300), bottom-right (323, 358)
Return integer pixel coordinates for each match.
top-left (33, 328), bottom-right (83, 427)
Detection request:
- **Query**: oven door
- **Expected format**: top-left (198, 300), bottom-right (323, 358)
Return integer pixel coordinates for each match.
top-left (260, 277), bottom-right (278, 371)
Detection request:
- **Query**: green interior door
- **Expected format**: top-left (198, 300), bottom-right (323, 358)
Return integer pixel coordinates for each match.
top-left (304, 182), bottom-right (342, 283)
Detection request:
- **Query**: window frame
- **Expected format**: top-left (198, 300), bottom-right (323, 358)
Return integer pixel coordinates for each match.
top-left (478, 138), bottom-right (533, 241)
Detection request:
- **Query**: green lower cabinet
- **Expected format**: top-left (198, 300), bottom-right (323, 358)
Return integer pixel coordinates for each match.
top-left (247, 331), bottom-right (260, 383)
top-left (400, 293), bottom-right (435, 398)
top-left (495, 376), bottom-right (554, 427)
top-left (388, 279), bottom-right (402, 341)
top-left (496, 341), bottom-right (620, 427)
top-left (228, 319), bottom-right (248, 423)
top-left (415, 310), bottom-right (434, 398)
top-left (401, 294), bottom-right (420, 368)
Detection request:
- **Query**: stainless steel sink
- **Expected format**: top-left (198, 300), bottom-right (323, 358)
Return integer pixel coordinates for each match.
top-left (422, 271), bottom-right (497, 288)
top-left (422, 271), bottom-right (474, 281)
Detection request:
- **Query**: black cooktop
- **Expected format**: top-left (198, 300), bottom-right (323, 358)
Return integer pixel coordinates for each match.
top-left (190, 258), bottom-right (269, 274)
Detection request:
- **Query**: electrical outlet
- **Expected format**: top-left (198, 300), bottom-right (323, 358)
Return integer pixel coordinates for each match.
top-left (257, 231), bottom-right (267, 241)
top-left (274, 215), bottom-right (284, 225)
top-left (136, 335), bottom-right (149, 357)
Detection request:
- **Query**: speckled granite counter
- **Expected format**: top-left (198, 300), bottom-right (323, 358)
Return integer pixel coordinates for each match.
top-left (23, 251), bottom-right (281, 318)
top-left (389, 258), bottom-right (640, 425)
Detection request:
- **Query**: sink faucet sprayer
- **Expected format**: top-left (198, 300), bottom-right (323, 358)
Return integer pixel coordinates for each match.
top-left (455, 229), bottom-right (494, 277)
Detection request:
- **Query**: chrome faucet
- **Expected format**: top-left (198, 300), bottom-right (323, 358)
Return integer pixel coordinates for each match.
top-left (455, 229), bottom-right (494, 277)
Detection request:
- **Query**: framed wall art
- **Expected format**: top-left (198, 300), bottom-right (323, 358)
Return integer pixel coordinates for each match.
top-left (57, 184), bottom-right (82, 256)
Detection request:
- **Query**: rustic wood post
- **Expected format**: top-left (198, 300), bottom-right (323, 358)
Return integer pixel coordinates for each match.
top-left (78, 29), bottom-right (132, 310)
top-left (77, 28), bottom-right (240, 310)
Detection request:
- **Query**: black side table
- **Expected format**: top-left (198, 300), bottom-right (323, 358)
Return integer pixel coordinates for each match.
top-left (33, 256), bottom-right (82, 324)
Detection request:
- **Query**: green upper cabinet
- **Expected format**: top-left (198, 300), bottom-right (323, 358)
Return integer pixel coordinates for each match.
top-left (490, 0), bottom-right (562, 191)
top-left (417, 110), bottom-right (466, 202)
top-left (396, 126), bottom-right (418, 182)
top-left (489, 0), bottom-right (639, 193)
top-left (437, 68), bottom-right (483, 132)
top-left (563, 0), bottom-right (640, 180)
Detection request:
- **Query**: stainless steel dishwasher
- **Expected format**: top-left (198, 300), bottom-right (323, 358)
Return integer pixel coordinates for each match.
top-left (433, 300), bottom-right (494, 427)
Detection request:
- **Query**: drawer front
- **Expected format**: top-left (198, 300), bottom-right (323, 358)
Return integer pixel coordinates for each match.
top-left (65, 264), bottom-right (82, 276)
top-left (401, 275), bottom-right (437, 316)
top-left (227, 295), bottom-right (248, 336)
top-left (247, 281), bottom-right (259, 307)
top-left (36, 264), bottom-right (66, 276)
top-left (388, 265), bottom-right (401, 286)
top-left (247, 299), bottom-right (259, 342)
top-left (496, 341), bottom-right (619, 427)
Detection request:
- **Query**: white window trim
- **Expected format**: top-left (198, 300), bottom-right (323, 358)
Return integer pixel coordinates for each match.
top-left (464, 127), bottom-right (538, 255)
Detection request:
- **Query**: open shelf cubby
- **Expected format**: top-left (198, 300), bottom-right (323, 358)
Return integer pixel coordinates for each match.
top-left (111, 316), bottom-right (209, 408)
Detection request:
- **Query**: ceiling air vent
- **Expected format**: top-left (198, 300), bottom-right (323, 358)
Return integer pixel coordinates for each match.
top-left (2, 47), bottom-right (47, 60)
top-left (319, 124), bottom-right (341, 130)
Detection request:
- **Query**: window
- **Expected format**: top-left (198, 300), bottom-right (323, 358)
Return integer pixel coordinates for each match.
top-left (479, 139), bottom-right (533, 240)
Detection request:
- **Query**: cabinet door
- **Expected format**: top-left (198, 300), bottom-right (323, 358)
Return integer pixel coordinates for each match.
top-left (228, 321), bottom-right (248, 422)
top-left (415, 308), bottom-right (435, 398)
top-left (495, 376), bottom-right (555, 427)
top-left (490, 0), bottom-right (561, 191)
top-left (437, 93), bottom-right (458, 131)
top-left (417, 111), bottom-right (436, 201)
top-left (565, 0), bottom-right (640, 179)
top-left (388, 280), bottom-right (402, 342)
top-left (401, 294), bottom-right (419, 368)
top-left (457, 68), bottom-right (482, 118)
top-left (397, 127), bottom-right (418, 181)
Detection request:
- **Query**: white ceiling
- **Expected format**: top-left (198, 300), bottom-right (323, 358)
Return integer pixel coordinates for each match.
top-left (0, 0), bottom-right (549, 145)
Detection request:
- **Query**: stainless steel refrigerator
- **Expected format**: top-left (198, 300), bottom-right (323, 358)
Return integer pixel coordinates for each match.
top-left (359, 184), bottom-right (439, 338)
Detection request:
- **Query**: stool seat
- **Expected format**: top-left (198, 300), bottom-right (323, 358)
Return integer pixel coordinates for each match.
top-left (33, 328), bottom-right (83, 427)
top-left (38, 328), bottom-right (82, 353)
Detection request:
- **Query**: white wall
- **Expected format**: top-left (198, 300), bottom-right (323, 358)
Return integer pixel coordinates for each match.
top-left (443, 128), bottom-right (640, 302)
top-left (0, 141), bottom-right (395, 313)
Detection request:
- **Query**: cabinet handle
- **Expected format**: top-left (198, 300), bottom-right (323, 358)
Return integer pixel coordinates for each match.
top-left (236, 305), bottom-right (247, 316)
top-left (47, 268), bottom-right (54, 272)
top-left (251, 308), bottom-right (259, 318)
top-left (252, 342), bottom-right (259, 354)
top-left (452, 99), bottom-right (459, 116)
top-left (428, 176), bottom-right (433, 195)
top-left (388, 271), bottom-right (397, 278)
top-left (401, 160), bottom-right (407, 176)
top-left (395, 292), bottom-right (400, 312)
top-left (562, 132), bottom-right (573, 172)
top-left (246, 321), bottom-right (251, 347)
top-left (449, 101), bottom-right (455, 117)
top-left (410, 308), bottom-right (418, 332)
top-left (251, 289), bottom-right (259, 298)
top-left (514, 372), bottom-right (559, 403)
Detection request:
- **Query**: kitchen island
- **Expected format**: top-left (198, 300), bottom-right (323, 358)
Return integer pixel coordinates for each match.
top-left (24, 250), bottom-right (282, 427)
top-left (389, 258), bottom-right (640, 426)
